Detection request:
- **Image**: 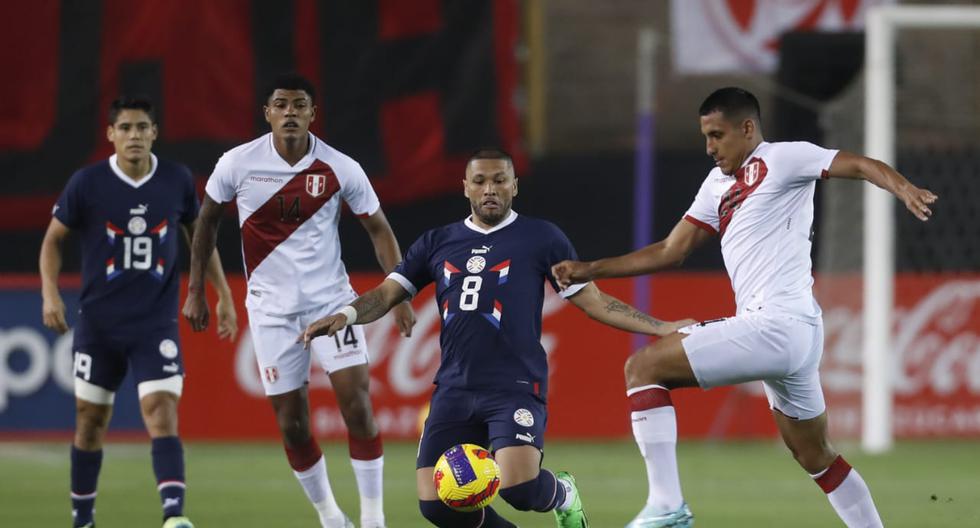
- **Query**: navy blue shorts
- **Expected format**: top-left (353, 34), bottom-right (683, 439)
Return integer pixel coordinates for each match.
top-left (72, 323), bottom-right (184, 392)
top-left (417, 385), bottom-right (547, 468)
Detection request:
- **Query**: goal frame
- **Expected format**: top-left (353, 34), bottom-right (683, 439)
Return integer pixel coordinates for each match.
top-left (862, 4), bottom-right (980, 453)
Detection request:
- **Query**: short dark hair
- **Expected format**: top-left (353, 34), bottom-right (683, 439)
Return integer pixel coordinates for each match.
top-left (698, 87), bottom-right (761, 124)
top-left (108, 96), bottom-right (156, 125)
top-left (468, 148), bottom-right (513, 167)
top-left (264, 72), bottom-right (316, 103)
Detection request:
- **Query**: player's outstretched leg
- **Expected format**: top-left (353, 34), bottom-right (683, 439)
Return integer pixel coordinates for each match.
top-left (271, 388), bottom-right (352, 528)
top-left (623, 335), bottom-right (697, 528)
top-left (773, 410), bottom-right (883, 528)
top-left (331, 365), bottom-right (385, 528)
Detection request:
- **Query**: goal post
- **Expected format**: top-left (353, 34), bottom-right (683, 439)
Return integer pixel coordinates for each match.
top-left (862, 4), bottom-right (980, 453)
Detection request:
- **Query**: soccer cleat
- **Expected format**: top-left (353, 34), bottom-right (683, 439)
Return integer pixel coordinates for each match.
top-left (76, 524), bottom-right (95, 528)
top-left (625, 502), bottom-right (694, 528)
top-left (161, 516), bottom-right (194, 528)
top-left (554, 471), bottom-right (589, 528)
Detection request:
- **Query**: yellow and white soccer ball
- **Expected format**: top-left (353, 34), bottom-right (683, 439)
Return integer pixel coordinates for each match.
top-left (433, 443), bottom-right (502, 512)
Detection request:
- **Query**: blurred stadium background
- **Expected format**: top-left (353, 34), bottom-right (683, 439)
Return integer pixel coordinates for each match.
top-left (1, 0), bottom-right (979, 526)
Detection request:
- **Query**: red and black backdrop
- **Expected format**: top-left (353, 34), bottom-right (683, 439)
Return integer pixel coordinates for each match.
top-left (0, 0), bottom-right (523, 270)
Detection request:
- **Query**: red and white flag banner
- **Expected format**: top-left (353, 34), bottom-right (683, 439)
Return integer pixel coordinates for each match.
top-left (671, 0), bottom-right (893, 74)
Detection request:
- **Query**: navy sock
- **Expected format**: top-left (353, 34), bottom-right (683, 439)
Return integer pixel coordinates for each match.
top-left (418, 499), bottom-right (516, 527)
top-left (151, 436), bottom-right (186, 519)
top-left (498, 469), bottom-right (566, 512)
top-left (70, 445), bottom-right (103, 527)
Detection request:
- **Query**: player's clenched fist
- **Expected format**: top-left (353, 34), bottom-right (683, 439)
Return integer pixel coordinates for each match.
top-left (550, 260), bottom-right (592, 290)
top-left (182, 291), bottom-right (210, 332)
top-left (300, 313), bottom-right (348, 349)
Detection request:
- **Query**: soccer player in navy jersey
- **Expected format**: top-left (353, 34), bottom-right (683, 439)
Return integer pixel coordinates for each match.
top-left (302, 149), bottom-right (693, 528)
top-left (39, 97), bottom-right (237, 528)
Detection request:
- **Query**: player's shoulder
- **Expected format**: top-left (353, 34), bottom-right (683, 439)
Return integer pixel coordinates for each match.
top-left (72, 159), bottom-right (111, 180)
top-left (514, 214), bottom-right (566, 238)
top-left (220, 133), bottom-right (272, 163)
top-left (758, 140), bottom-right (824, 158)
top-left (154, 156), bottom-right (193, 180)
top-left (311, 137), bottom-right (365, 176)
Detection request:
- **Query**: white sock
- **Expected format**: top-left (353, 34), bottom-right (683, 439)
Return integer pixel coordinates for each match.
top-left (557, 475), bottom-right (576, 511)
top-left (293, 456), bottom-right (344, 525)
top-left (812, 460), bottom-right (883, 528)
top-left (351, 456), bottom-right (384, 525)
top-left (628, 384), bottom-right (684, 513)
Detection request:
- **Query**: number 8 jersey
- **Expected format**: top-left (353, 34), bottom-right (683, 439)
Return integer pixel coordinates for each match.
top-left (54, 154), bottom-right (199, 335)
top-left (388, 211), bottom-right (586, 400)
top-left (205, 132), bottom-right (380, 316)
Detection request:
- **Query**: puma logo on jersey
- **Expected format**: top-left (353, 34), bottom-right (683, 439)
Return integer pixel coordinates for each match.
top-left (162, 362), bottom-right (179, 373)
top-left (471, 245), bottom-right (493, 254)
top-left (515, 433), bottom-right (536, 443)
top-left (129, 204), bottom-right (148, 215)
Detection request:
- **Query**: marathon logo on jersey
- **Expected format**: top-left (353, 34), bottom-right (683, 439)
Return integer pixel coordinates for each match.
top-left (306, 173), bottom-right (327, 198)
top-left (264, 366), bottom-right (279, 384)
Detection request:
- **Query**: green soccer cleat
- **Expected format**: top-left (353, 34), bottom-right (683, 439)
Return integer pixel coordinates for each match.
top-left (554, 471), bottom-right (589, 528)
top-left (161, 516), bottom-right (194, 528)
top-left (625, 502), bottom-right (694, 528)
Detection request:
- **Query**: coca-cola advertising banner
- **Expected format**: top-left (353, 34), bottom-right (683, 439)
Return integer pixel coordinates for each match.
top-left (2, 273), bottom-right (978, 439)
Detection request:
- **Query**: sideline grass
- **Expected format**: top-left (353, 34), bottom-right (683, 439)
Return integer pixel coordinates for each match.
top-left (1, 440), bottom-right (977, 527)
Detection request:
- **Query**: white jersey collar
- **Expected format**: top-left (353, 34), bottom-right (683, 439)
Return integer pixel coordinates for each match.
top-left (739, 141), bottom-right (768, 169)
top-left (109, 153), bottom-right (158, 189)
top-left (268, 132), bottom-right (317, 167)
top-left (464, 209), bottom-right (518, 234)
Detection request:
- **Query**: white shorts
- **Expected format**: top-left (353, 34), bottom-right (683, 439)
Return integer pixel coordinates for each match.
top-left (680, 311), bottom-right (826, 420)
top-left (248, 306), bottom-right (370, 396)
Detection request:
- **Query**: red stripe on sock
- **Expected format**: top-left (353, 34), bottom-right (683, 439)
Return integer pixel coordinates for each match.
top-left (348, 432), bottom-right (383, 460)
top-left (815, 455), bottom-right (852, 493)
top-left (629, 387), bottom-right (672, 412)
top-left (284, 436), bottom-right (322, 471)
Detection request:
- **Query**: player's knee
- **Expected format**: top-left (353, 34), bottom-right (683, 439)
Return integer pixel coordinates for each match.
top-left (624, 347), bottom-right (659, 387)
top-left (339, 394), bottom-right (375, 437)
top-left (276, 415), bottom-right (311, 445)
top-left (75, 403), bottom-right (111, 448)
top-left (787, 442), bottom-right (836, 474)
top-left (419, 499), bottom-right (479, 527)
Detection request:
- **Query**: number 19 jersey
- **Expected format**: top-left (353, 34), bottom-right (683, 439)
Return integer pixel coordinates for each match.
top-left (205, 133), bottom-right (380, 316)
top-left (388, 211), bottom-right (586, 400)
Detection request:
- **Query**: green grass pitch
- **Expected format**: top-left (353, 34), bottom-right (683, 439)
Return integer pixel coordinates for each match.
top-left (1, 440), bottom-right (977, 527)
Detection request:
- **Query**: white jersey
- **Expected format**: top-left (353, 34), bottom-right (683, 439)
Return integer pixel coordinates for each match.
top-left (206, 132), bottom-right (380, 315)
top-left (683, 141), bottom-right (838, 322)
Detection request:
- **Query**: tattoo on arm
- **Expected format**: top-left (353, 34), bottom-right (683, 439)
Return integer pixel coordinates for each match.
top-left (603, 299), bottom-right (665, 329)
top-left (351, 289), bottom-right (390, 324)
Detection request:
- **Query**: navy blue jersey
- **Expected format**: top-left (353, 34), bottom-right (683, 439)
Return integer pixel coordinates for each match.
top-left (391, 212), bottom-right (581, 400)
top-left (54, 155), bottom-right (199, 335)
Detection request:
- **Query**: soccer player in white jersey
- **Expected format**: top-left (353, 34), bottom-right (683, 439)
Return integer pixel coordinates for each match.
top-left (553, 87), bottom-right (938, 528)
top-left (183, 73), bottom-right (415, 528)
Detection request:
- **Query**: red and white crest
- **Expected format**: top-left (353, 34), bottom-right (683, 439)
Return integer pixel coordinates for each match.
top-left (744, 161), bottom-right (761, 186)
top-left (264, 366), bottom-right (279, 384)
top-left (306, 174), bottom-right (326, 198)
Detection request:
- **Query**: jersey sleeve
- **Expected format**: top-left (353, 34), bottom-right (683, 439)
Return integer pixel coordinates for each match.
top-left (339, 162), bottom-right (381, 217)
top-left (179, 165), bottom-right (201, 225)
top-left (544, 224), bottom-right (588, 299)
top-left (683, 175), bottom-right (720, 235)
top-left (776, 141), bottom-right (839, 185)
top-left (204, 152), bottom-right (238, 204)
top-left (388, 232), bottom-right (434, 298)
top-left (53, 169), bottom-right (86, 228)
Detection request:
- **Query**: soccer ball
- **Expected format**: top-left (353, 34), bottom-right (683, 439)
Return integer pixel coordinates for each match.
top-left (433, 444), bottom-right (502, 512)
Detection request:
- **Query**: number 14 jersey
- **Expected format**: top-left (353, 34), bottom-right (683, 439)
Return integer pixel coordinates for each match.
top-left (206, 133), bottom-right (380, 316)
top-left (389, 211), bottom-right (586, 400)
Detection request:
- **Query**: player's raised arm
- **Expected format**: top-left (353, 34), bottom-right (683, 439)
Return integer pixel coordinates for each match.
top-left (182, 194), bottom-right (225, 332)
top-left (552, 218), bottom-right (712, 289)
top-left (358, 209), bottom-right (416, 337)
top-left (566, 282), bottom-right (695, 336)
top-left (39, 217), bottom-right (71, 334)
top-left (301, 278), bottom-right (411, 348)
top-left (181, 220), bottom-right (237, 340)
top-left (827, 150), bottom-right (938, 221)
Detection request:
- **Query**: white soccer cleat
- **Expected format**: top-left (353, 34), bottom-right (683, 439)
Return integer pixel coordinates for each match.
top-left (625, 502), bottom-right (693, 528)
top-left (318, 513), bottom-right (354, 528)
